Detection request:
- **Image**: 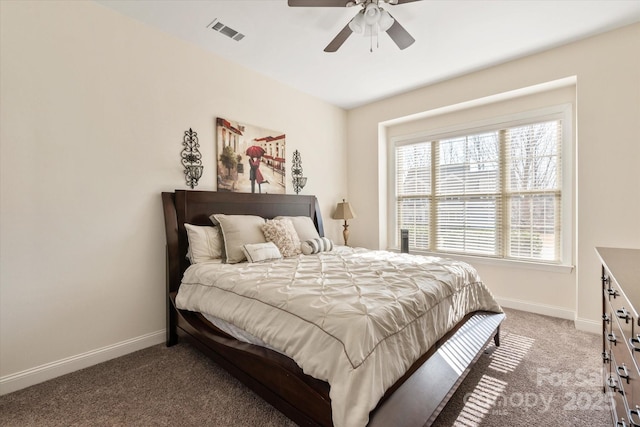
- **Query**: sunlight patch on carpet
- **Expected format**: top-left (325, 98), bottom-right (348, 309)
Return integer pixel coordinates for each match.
top-left (453, 374), bottom-right (508, 427)
top-left (488, 333), bottom-right (534, 373)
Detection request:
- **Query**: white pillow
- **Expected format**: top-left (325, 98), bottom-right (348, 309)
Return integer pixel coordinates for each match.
top-left (211, 214), bottom-right (266, 264)
top-left (184, 223), bottom-right (223, 263)
top-left (274, 216), bottom-right (320, 241)
top-left (262, 218), bottom-right (301, 258)
top-left (242, 242), bottom-right (283, 263)
top-left (301, 237), bottom-right (334, 255)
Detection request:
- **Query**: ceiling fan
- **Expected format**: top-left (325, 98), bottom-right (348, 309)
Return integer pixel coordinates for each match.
top-left (288, 0), bottom-right (422, 52)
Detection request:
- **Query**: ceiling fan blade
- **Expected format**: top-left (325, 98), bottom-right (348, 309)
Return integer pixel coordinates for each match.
top-left (386, 18), bottom-right (415, 50)
top-left (324, 23), bottom-right (353, 52)
top-left (288, 0), bottom-right (350, 6)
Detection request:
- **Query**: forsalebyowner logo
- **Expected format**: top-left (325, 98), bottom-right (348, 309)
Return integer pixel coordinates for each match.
top-left (462, 368), bottom-right (612, 416)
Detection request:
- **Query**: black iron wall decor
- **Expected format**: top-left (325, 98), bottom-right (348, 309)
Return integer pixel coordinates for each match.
top-left (181, 128), bottom-right (203, 189)
top-left (291, 150), bottom-right (307, 195)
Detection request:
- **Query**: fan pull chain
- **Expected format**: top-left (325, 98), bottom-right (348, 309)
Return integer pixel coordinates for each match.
top-left (369, 24), bottom-right (380, 53)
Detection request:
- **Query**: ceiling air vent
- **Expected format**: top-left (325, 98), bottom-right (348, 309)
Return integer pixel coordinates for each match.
top-left (207, 19), bottom-right (245, 42)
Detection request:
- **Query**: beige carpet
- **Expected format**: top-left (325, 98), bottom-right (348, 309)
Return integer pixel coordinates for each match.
top-left (0, 308), bottom-right (609, 426)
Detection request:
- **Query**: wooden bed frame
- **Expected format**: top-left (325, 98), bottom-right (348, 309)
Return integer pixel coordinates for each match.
top-left (161, 190), bottom-right (504, 427)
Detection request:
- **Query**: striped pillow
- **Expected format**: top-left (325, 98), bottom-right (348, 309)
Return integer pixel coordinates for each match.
top-left (301, 237), bottom-right (334, 255)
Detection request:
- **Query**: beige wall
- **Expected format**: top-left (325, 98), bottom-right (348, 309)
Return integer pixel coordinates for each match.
top-left (0, 0), bottom-right (347, 389)
top-left (347, 23), bottom-right (640, 328)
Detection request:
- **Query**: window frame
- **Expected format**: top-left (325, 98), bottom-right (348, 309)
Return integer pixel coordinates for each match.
top-left (388, 104), bottom-right (573, 272)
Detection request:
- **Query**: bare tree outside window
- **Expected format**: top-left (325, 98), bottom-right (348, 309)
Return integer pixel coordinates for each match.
top-left (394, 118), bottom-right (562, 263)
top-left (397, 143), bottom-right (431, 249)
top-left (507, 121), bottom-right (561, 260)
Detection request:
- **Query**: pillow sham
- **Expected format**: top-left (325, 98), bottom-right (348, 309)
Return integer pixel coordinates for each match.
top-left (184, 223), bottom-right (223, 263)
top-left (242, 242), bottom-right (283, 263)
top-left (262, 218), bottom-right (301, 258)
top-left (210, 214), bottom-right (266, 264)
top-left (274, 215), bottom-right (320, 241)
top-left (301, 237), bottom-right (334, 255)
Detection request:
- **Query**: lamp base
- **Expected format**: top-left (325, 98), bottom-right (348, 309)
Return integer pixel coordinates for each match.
top-left (342, 221), bottom-right (350, 246)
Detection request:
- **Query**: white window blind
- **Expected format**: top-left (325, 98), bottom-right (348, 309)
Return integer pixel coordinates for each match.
top-left (394, 115), bottom-right (563, 263)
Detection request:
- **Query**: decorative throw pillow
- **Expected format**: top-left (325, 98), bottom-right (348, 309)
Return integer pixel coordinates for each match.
top-left (301, 237), bottom-right (334, 255)
top-left (274, 216), bottom-right (320, 241)
top-left (184, 223), bottom-right (223, 263)
top-left (242, 242), bottom-right (283, 263)
top-left (210, 214), bottom-right (266, 264)
top-left (262, 218), bottom-right (301, 258)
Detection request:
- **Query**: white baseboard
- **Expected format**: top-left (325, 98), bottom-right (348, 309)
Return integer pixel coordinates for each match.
top-left (495, 296), bottom-right (575, 320)
top-left (574, 317), bottom-right (602, 334)
top-left (495, 296), bottom-right (601, 334)
top-left (0, 330), bottom-right (165, 396)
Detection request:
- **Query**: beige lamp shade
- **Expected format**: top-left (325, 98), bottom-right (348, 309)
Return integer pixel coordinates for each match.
top-left (332, 199), bottom-right (356, 220)
top-left (333, 199), bottom-right (356, 246)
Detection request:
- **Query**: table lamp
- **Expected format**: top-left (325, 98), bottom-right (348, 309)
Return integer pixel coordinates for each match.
top-left (333, 199), bottom-right (356, 246)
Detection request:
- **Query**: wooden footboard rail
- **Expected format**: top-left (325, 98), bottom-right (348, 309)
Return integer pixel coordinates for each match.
top-left (370, 312), bottom-right (504, 426)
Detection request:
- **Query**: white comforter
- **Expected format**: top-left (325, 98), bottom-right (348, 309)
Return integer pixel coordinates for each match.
top-left (175, 246), bottom-right (501, 427)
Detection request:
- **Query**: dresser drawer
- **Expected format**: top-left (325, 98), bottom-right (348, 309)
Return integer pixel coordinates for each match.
top-left (611, 347), bottom-right (640, 423)
top-left (626, 402), bottom-right (640, 427)
top-left (606, 274), bottom-right (640, 374)
top-left (597, 247), bottom-right (640, 427)
top-left (606, 277), bottom-right (636, 338)
top-left (607, 369), bottom-right (628, 426)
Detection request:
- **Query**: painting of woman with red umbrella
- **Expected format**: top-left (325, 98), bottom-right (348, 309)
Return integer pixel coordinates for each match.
top-left (246, 145), bottom-right (268, 193)
top-left (216, 117), bottom-right (286, 194)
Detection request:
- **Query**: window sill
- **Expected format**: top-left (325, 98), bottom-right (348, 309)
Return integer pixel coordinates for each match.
top-left (386, 247), bottom-right (575, 274)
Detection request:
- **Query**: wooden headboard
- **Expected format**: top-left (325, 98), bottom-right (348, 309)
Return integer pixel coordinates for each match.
top-left (161, 190), bottom-right (324, 293)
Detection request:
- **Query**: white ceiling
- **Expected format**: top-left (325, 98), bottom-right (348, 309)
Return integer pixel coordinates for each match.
top-left (95, 0), bottom-right (640, 109)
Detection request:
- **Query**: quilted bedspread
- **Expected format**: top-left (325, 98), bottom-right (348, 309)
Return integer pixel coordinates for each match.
top-left (176, 246), bottom-right (502, 427)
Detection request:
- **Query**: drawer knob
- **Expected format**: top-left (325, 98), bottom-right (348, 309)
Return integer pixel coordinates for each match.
top-left (608, 288), bottom-right (620, 299)
top-left (617, 307), bottom-right (631, 324)
top-left (603, 313), bottom-right (610, 324)
top-left (608, 331), bottom-right (618, 345)
top-left (608, 375), bottom-right (619, 391)
top-left (603, 350), bottom-right (610, 362)
top-left (618, 364), bottom-right (630, 384)
top-left (630, 335), bottom-right (640, 352)
top-left (603, 275), bottom-right (611, 285)
top-left (618, 420), bottom-right (628, 427)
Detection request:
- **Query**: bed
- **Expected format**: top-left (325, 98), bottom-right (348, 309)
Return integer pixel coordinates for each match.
top-left (161, 189), bottom-right (504, 427)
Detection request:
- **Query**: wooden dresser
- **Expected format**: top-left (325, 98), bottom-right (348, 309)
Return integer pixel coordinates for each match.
top-left (598, 247), bottom-right (640, 426)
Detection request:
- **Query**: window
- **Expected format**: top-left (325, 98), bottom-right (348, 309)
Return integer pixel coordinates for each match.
top-left (393, 106), bottom-right (570, 264)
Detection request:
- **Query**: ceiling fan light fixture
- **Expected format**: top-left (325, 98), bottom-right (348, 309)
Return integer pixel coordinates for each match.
top-left (294, 0), bottom-right (417, 53)
top-left (363, 24), bottom-right (373, 37)
top-left (349, 11), bottom-right (366, 33)
top-left (363, 3), bottom-right (381, 25)
top-left (378, 8), bottom-right (394, 32)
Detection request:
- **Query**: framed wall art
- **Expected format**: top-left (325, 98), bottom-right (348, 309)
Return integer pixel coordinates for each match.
top-left (216, 117), bottom-right (286, 194)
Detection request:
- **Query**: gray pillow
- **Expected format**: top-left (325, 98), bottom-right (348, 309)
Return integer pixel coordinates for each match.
top-left (274, 215), bottom-right (320, 241)
top-left (210, 214), bottom-right (266, 264)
